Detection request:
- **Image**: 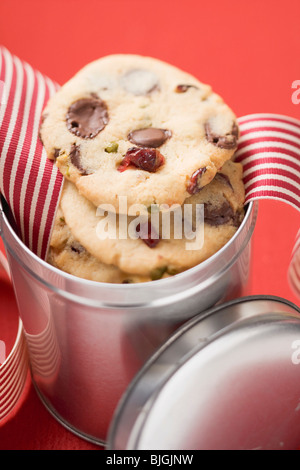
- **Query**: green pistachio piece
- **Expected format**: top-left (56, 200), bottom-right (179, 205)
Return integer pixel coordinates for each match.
top-left (147, 204), bottom-right (160, 214)
top-left (167, 266), bottom-right (179, 276)
top-left (150, 266), bottom-right (167, 281)
top-left (105, 142), bottom-right (119, 153)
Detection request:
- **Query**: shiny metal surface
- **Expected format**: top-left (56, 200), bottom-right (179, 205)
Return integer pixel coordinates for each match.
top-left (0, 201), bottom-right (257, 445)
top-left (108, 297), bottom-right (300, 450)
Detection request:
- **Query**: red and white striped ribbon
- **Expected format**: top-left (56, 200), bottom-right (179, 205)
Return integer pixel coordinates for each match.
top-left (236, 114), bottom-right (300, 299)
top-left (0, 46), bottom-right (299, 423)
top-left (0, 320), bottom-right (28, 422)
top-left (236, 113), bottom-right (300, 211)
top-left (0, 46), bottom-right (62, 260)
top-left (0, 250), bottom-right (29, 424)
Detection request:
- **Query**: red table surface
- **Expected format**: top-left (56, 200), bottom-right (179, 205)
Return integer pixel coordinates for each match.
top-left (0, 0), bottom-right (299, 451)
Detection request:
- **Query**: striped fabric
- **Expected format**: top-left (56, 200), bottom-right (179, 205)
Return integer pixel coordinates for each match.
top-left (236, 114), bottom-right (300, 211)
top-left (0, 249), bottom-right (29, 423)
top-left (0, 320), bottom-right (28, 422)
top-left (0, 47), bottom-right (299, 423)
top-left (236, 114), bottom-right (300, 300)
top-left (0, 46), bottom-right (62, 260)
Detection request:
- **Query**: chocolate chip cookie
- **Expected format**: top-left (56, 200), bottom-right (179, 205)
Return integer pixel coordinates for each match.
top-left (58, 161), bottom-right (245, 277)
top-left (48, 207), bottom-right (160, 283)
top-left (40, 54), bottom-right (239, 213)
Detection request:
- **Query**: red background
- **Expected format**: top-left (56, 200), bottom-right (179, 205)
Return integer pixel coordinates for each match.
top-left (0, 0), bottom-right (299, 450)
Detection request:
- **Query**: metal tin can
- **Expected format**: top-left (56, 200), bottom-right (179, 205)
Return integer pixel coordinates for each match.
top-left (0, 201), bottom-right (258, 445)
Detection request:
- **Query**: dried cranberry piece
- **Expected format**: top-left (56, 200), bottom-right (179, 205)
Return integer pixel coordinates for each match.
top-left (136, 222), bottom-right (160, 248)
top-left (118, 147), bottom-right (165, 173)
top-left (175, 84), bottom-right (198, 93)
top-left (187, 167), bottom-right (207, 194)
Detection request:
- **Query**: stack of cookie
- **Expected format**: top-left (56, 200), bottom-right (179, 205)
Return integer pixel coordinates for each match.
top-left (40, 55), bottom-right (245, 284)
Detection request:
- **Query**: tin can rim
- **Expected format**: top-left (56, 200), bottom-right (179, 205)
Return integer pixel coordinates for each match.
top-left (0, 200), bottom-right (258, 307)
top-left (107, 295), bottom-right (300, 450)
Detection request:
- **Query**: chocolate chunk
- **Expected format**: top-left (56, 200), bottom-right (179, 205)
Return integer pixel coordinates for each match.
top-left (66, 97), bottom-right (109, 139)
top-left (205, 122), bottom-right (239, 149)
top-left (70, 242), bottom-right (85, 254)
top-left (175, 84), bottom-right (198, 93)
top-left (69, 144), bottom-right (87, 175)
top-left (204, 202), bottom-right (240, 226)
top-left (120, 69), bottom-right (160, 95)
top-left (128, 128), bottom-right (171, 148)
top-left (53, 148), bottom-right (60, 160)
top-left (187, 167), bottom-right (207, 195)
top-left (214, 173), bottom-right (233, 190)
